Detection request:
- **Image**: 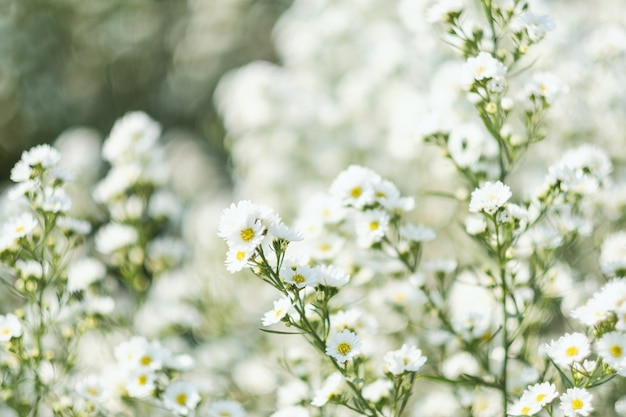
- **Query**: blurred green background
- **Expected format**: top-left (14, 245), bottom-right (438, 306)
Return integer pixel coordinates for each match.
top-left (0, 0), bottom-right (291, 178)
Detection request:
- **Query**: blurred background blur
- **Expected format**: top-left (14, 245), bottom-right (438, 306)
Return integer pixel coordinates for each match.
top-left (0, 0), bottom-right (291, 180)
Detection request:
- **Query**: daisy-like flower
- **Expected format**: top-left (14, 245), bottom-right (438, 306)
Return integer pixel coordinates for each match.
top-left (40, 186), bottom-right (72, 213)
top-left (162, 380), bottom-right (201, 416)
top-left (544, 332), bottom-right (591, 367)
top-left (76, 375), bottom-right (109, 404)
top-left (0, 313), bottom-right (22, 342)
top-left (462, 52), bottom-right (507, 89)
top-left (508, 399), bottom-right (541, 416)
top-left (317, 264), bottom-right (350, 288)
top-left (218, 200), bottom-right (277, 250)
top-left (262, 296), bottom-right (294, 326)
top-left (326, 329), bottom-right (362, 363)
top-left (311, 372), bottom-right (344, 407)
top-left (225, 246), bottom-right (255, 273)
top-left (281, 264), bottom-right (320, 289)
top-left (600, 232), bottom-right (626, 276)
top-left (526, 72), bottom-right (568, 104)
top-left (329, 165), bottom-right (380, 209)
top-left (559, 388), bottom-right (593, 417)
top-left (355, 209), bottom-right (390, 248)
top-left (373, 179), bottom-right (414, 211)
top-left (1, 213), bottom-right (38, 243)
top-left (469, 181), bottom-right (512, 215)
top-left (67, 257), bottom-right (107, 293)
top-left (124, 368), bottom-right (156, 398)
top-left (596, 331), bottom-right (626, 371)
top-left (447, 123), bottom-right (491, 168)
top-left (115, 336), bottom-right (166, 372)
top-left (512, 12), bottom-right (556, 42)
top-left (517, 382), bottom-right (559, 413)
top-left (384, 344), bottom-right (427, 375)
top-left (399, 224), bottom-right (436, 242)
top-left (10, 160), bottom-right (33, 183)
top-left (95, 223), bottom-right (138, 255)
top-left (57, 217), bottom-right (92, 235)
top-left (206, 400), bottom-right (245, 417)
top-left (102, 111), bottom-right (162, 164)
top-left (270, 222), bottom-right (304, 242)
top-left (20, 144), bottom-right (61, 168)
top-left (426, 0), bottom-right (463, 23)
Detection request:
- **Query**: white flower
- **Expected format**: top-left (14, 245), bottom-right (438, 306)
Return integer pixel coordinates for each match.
top-left (373, 179), bottom-right (414, 211)
top-left (206, 400), bottom-right (245, 417)
top-left (262, 297), bottom-right (294, 326)
top-left (512, 12), bottom-right (556, 42)
top-left (317, 264), bottom-right (350, 287)
top-left (10, 160), bottom-right (32, 182)
top-left (525, 72), bottom-right (568, 104)
top-left (325, 330), bottom-right (362, 363)
top-left (270, 222), bottom-right (304, 242)
top-left (462, 52), bottom-right (507, 88)
top-left (20, 144), bottom-right (61, 168)
top-left (355, 209), bottom-right (390, 248)
top-left (399, 224), bottom-right (436, 242)
top-left (384, 344), bottom-right (427, 375)
top-left (465, 215), bottom-right (487, 235)
top-left (559, 388), bottom-right (593, 417)
top-left (76, 375), bottom-right (109, 404)
top-left (124, 368), bottom-right (156, 398)
top-left (40, 186), bottom-right (72, 213)
top-left (15, 260), bottom-right (43, 279)
top-left (218, 200), bottom-right (276, 250)
top-left (0, 314), bottom-right (22, 342)
top-left (508, 398), bottom-right (542, 416)
top-left (93, 163), bottom-right (142, 203)
top-left (311, 372), bottom-right (343, 407)
top-left (95, 223), bottom-right (138, 254)
top-left (115, 336), bottom-right (166, 372)
top-left (329, 165), bottom-right (380, 209)
top-left (520, 382), bottom-right (559, 409)
top-left (162, 380), bottom-right (201, 416)
top-left (103, 111), bottom-right (162, 164)
top-left (225, 246), bottom-right (255, 273)
top-left (447, 123), bottom-right (494, 168)
top-left (600, 232), bottom-right (626, 276)
top-left (67, 257), bottom-right (107, 293)
top-left (426, 0), bottom-right (463, 23)
top-left (1, 213), bottom-right (38, 244)
top-left (596, 331), bottom-right (626, 371)
top-left (544, 332), bottom-right (590, 367)
top-left (56, 217), bottom-right (92, 234)
top-left (469, 181), bottom-right (512, 215)
top-left (362, 379), bottom-right (393, 403)
top-left (281, 264), bottom-right (320, 289)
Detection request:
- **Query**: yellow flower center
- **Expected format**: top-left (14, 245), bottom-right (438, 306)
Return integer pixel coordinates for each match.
top-left (521, 406), bottom-right (531, 415)
top-left (571, 399), bottom-right (583, 410)
top-left (140, 355), bottom-right (152, 366)
top-left (369, 221), bottom-right (379, 231)
top-left (610, 344), bottom-right (622, 357)
top-left (536, 393), bottom-right (546, 403)
top-left (351, 187), bottom-right (362, 198)
top-left (319, 243), bottom-right (331, 251)
top-left (219, 412), bottom-right (231, 417)
top-left (292, 274), bottom-right (305, 284)
top-left (240, 228), bottom-right (255, 242)
top-left (15, 225), bottom-right (25, 234)
top-left (337, 342), bottom-right (352, 356)
top-left (176, 393), bottom-right (187, 405)
top-left (138, 375), bottom-right (147, 386)
top-left (1, 327), bottom-right (10, 336)
top-left (565, 346), bottom-right (578, 357)
top-left (236, 251), bottom-right (246, 261)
